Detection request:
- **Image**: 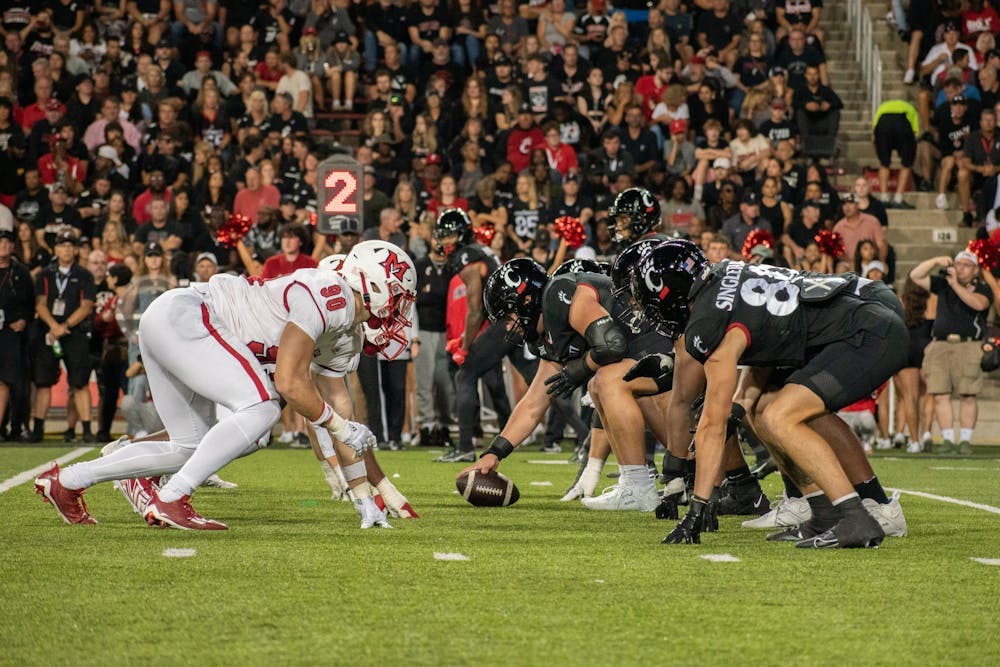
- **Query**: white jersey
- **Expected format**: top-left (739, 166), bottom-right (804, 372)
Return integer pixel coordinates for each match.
top-left (312, 324), bottom-right (363, 377)
top-left (195, 269), bottom-right (356, 375)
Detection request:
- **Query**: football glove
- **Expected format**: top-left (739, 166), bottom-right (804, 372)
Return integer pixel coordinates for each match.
top-left (623, 353), bottom-right (674, 393)
top-left (661, 497), bottom-right (717, 544)
top-left (544, 357), bottom-right (595, 397)
top-left (331, 420), bottom-right (377, 458)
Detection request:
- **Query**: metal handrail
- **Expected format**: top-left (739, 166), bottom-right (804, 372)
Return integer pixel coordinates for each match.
top-left (848, 0), bottom-right (883, 118)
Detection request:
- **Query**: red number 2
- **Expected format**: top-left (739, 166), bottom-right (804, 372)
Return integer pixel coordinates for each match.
top-left (323, 171), bottom-right (358, 214)
top-left (320, 284), bottom-right (347, 311)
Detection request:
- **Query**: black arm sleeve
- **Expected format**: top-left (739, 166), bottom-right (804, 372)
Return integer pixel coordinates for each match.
top-left (585, 315), bottom-right (628, 366)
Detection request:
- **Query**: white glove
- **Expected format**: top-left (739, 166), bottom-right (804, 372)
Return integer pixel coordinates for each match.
top-left (331, 420), bottom-right (377, 458)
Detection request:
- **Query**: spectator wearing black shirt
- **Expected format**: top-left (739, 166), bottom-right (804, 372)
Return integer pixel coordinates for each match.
top-left (412, 246), bottom-right (454, 444)
top-left (406, 0), bottom-right (453, 73)
top-left (731, 32), bottom-right (771, 114)
top-left (365, 0), bottom-right (410, 74)
top-left (132, 198), bottom-right (183, 255)
top-left (759, 97), bottom-right (799, 146)
top-left (419, 39), bottom-right (465, 96)
top-left (522, 54), bottom-right (561, 119)
top-left (775, 29), bottom-right (827, 92)
top-left (916, 94), bottom-right (972, 208)
top-left (910, 251), bottom-right (994, 454)
top-left (791, 64), bottom-right (842, 159)
top-left (782, 197), bottom-right (824, 267)
top-left (546, 171), bottom-right (594, 239)
top-left (30, 230), bottom-right (96, 442)
top-left (958, 108), bottom-right (1000, 223)
top-left (620, 103), bottom-right (660, 181)
top-left (0, 225), bottom-right (33, 441)
top-left (587, 127), bottom-right (636, 189)
top-left (696, 0), bottom-right (742, 68)
top-left (269, 91), bottom-right (308, 139)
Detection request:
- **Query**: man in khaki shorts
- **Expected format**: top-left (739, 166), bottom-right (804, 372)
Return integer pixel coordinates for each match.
top-left (910, 250), bottom-right (993, 454)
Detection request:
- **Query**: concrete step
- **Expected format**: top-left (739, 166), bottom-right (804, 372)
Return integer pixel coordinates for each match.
top-left (887, 224), bottom-right (975, 245)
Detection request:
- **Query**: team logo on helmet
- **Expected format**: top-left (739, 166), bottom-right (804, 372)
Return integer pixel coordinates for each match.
top-left (644, 268), bottom-right (670, 299)
top-left (501, 264), bottom-right (527, 294)
top-left (379, 249), bottom-right (410, 281)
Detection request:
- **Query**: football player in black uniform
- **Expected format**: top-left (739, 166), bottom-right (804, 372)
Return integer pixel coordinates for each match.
top-left (431, 209), bottom-right (538, 463)
top-left (462, 258), bottom-right (673, 511)
top-left (631, 240), bottom-right (908, 548)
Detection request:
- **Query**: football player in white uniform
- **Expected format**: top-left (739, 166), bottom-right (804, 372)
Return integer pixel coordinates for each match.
top-left (34, 241), bottom-right (416, 530)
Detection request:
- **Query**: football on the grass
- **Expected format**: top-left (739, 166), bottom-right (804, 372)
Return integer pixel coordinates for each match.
top-left (456, 470), bottom-right (520, 507)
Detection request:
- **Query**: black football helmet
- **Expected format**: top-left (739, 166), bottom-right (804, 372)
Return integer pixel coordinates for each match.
top-left (610, 238), bottom-right (665, 298)
top-left (433, 208), bottom-right (474, 256)
top-left (484, 258), bottom-right (549, 342)
top-left (553, 258), bottom-right (607, 277)
top-left (629, 240), bottom-right (709, 338)
top-left (608, 187), bottom-right (661, 243)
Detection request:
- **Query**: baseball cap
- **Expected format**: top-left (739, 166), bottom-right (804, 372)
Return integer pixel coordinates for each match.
top-left (432, 37), bottom-right (449, 48)
top-left (0, 227), bottom-right (14, 241)
top-left (7, 134), bottom-right (25, 149)
top-left (280, 193), bottom-right (296, 206)
top-left (841, 192), bottom-right (857, 203)
top-left (143, 241), bottom-right (164, 256)
top-left (45, 98), bottom-right (64, 112)
top-left (770, 97), bottom-right (787, 109)
top-left (862, 260), bottom-right (887, 276)
top-left (54, 230), bottom-right (77, 245)
top-left (196, 252), bottom-right (218, 266)
top-left (302, 26), bottom-right (317, 36)
top-left (156, 39), bottom-right (170, 49)
top-left (669, 119), bottom-right (688, 135)
top-left (518, 102), bottom-right (533, 114)
top-left (955, 249), bottom-right (979, 265)
top-left (988, 49), bottom-right (1000, 61)
top-left (950, 94), bottom-right (968, 105)
top-left (741, 191), bottom-right (758, 205)
top-left (564, 171), bottom-right (579, 183)
top-left (943, 21), bottom-right (960, 32)
top-left (689, 55), bottom-right (705, 65)
top-left (335, 216), bottom-right (361, 235)
top-left (751, 244), bottom-right (774, 259)
top-left (769, 66), bottom-right (786, 77)
top-left (50, 182), bottom-right (68, 194)
top-left (363, 164), bottom-right (376, 175)
top-left (334, 31), bottom-right (350, 45)
top-left (196, 50), bottom-right (212, 61)
top-left (494, 54), bottom-right (512, 67)
top-left (713, 157), bottom-right (731, 169)
top-left (425, 153), bottom-right (443, 166)
top-left (802, 198), bottom-right (822, 210)
top-left (97, 144), bottom-right (121, 165)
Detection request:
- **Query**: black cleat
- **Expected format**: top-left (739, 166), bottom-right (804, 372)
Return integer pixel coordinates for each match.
top-left (767, 520), bottom-right (827, 542)
top-left (433, 448), bottom-right (475, 463)
top-left (717, 480), bottom-right (771, 516)
top-left (795, 513), bottom-right (884, 549)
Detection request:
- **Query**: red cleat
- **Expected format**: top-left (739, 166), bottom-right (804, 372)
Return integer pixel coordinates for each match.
top-left (114, 476), bottom-right (160, 514)
top-left (34, 463), bottom-right (98, 525)
top-left (143, 491), bottom-right (228, 530)
top-left (374, 493), bottom-right (420, 519)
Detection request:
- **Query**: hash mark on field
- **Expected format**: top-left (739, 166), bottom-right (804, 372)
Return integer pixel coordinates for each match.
top-left (434, 552), bottom-right (470, 561)
top-left (888, 488), bottom-right (1000, 515)
top-left (163, 548), bottom-right (196, 558)
top-left (0, 447), bottom-right (94, 494)
top-left (530, 481), bottom-right (552, 486)
top-left (700, 554), bottom-right (741, 563)
top-left (970, 558), bottom-right (1000, 566)
top-left (526, 460), bottom-right (571, 465)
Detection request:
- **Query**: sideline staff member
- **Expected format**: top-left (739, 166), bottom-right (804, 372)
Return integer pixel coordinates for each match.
top-left (0, 225), bottom-right (34, 441)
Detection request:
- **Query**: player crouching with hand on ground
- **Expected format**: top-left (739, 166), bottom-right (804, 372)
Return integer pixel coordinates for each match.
top-left (34, 241), bottom-right (415, 530)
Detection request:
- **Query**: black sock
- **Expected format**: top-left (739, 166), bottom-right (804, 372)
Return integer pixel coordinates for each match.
top-left (740, 424), bottom-right (769, 461)
top-left (683, 458), bottom-right (696, 487)
top-left (662, 453), bottom-right (686, 481)
top-left (806, 493), bottom-right (838, 526)
top-left (33, 418), bottom-right (44, 436)
top-left (832, 495), bottom-right (867, 518)
top-left (854, 476), bottom-right (889, 504)
top-left (725, 463), bottom-right (752, 485)
top-left (782, 473), bottom-right (803, 498)
top-left (81, 421), bottom-right (92, 436)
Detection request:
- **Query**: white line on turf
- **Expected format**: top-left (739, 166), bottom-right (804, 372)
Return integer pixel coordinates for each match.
top-left (526, 460), bottom-right (571, 465)
top-left (928, 466), bottom-right (993, 471)
top-left (888, 488), bottom-right (1000, 515)
top-left (970, 558), bottom-right (1000, 566)
top-left (434, 552), bottom-right (470, 561)
top-left (530, 481), bottom-right (552, 486)
top-left (0, 447), bottom-right (94, 494)
top-left (163, 548), bottom-right (196, 558)
top-left (701, 554), bottom-right (741, 563)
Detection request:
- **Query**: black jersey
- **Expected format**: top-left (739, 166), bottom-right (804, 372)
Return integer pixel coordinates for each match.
top-left (449, 242), bottom-right (500, 276)
top-left (684, 260), bottom-right (863, 367)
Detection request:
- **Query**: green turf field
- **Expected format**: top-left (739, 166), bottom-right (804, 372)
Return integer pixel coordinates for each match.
top-left (2, 443), bottom-right (999, 665)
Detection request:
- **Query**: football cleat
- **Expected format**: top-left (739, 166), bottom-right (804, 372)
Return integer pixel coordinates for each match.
top-left (355, 496), bottom-right (393, 529)
top-left (795, 513), bottom-right (884, 549)
top-left (143, 491), bottom-right (228, 530)
top-left (717, 480), bottom-right (771, 516)
top-left (203, 474), bottom-right (238, 489)
top-left (742, 494), bottom-right (811, 529)
top-left (34, 463), bottom-right (98, 525)
top-left (373, 492), bottom-right (420, 518)
top-left (581, 483), bottom-right (659, 511)
top-left (433, 448), bottom-right (476, 463)
top-left (766, 518), bottom-right (831, 542)
top-left (113, 476), bottom-right (160, 514)
top-left (862, 491), bottom-right (907, 537)
top-left (906, 439), bottom-right (922, 454)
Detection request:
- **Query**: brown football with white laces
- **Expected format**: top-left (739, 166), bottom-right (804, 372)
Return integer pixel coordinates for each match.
top-left (456, 470), bottom-right (520, 507)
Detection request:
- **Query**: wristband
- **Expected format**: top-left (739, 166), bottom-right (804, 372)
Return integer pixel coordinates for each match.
top-left (310, 402), bottom-right (335, 427)
top-left (482, 436), bottom-right (515, 460)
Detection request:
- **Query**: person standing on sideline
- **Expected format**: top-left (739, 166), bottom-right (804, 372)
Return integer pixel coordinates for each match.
top-left (412, 243), bottom-right (455, 446)
top-left (0, 226), bottom-right (35, 441)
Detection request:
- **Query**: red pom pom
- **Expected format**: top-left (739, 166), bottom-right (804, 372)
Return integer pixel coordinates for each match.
top-left (741, 228), bottom-right (775, 260)
top-left (473, 222), bottom-right (495, 245)
top-left (553, 216), bottom-right (586, 249)
top-left (968, 238), bottom-right (1000, 270)
top-left (814, 229), bottom-right (845, 258)
top-left (217, 213), bottom-right (254, 249)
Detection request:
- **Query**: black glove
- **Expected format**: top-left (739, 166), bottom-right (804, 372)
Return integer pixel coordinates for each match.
top-left (655, 493), bottom-right (680, 520)
top-left (544, 357), bottom-right (595, 397)
top-left (662, 497), bottom-right (711, 544)
top-left (623, 353), bottom-right (674, 388)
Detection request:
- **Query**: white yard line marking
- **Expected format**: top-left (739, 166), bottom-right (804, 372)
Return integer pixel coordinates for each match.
top-left (0, 447), bottom-right (94, 494)
top-left (888, 488), bottom-right (1000, 515)
top-left (970, 558), bottom-right (1000, 566)
top-left (163, 548), bottom-right (197, 558)
top-left (433, 552), bottom-right (470, 561)
top-left (928, 466), bottom-right (993, 471)
top-left (526, 460), bottom-right (571, 465)
top-left (530, 481), bottom-right (553, 486)
top-left (701, 554), bottom-right (741, 563)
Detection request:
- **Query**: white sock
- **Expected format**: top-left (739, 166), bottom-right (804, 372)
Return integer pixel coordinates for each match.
top-left (620, 464), bottom-right (654, 488)
top-left (159, 401), bottom-right (279, 503)
top-left (349, 482), bottom-right (372, 499)
top-left (376, 478), bottom-right (407, 506)
top-left (60, 440), bottom-right (195, 490)
top-left (831, 492), bottom-right (859, 505)
top-left (941, 428), bottom-right (955, 443)
top-left (921, 431), bottom-right (932, 443)
top-left (893, 192), bottom-right (904, 203)
top-left (960, 428), bottom-right (973, 442)
top-left (880, 193), bottom-right (890, 202)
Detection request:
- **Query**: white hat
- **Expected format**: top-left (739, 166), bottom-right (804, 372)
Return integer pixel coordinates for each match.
top-left (97, 144), bottom-right (121, 165)
top-left (195, 252), bottom-right (218, 266)
top-left (954, 250), bottom-right (979, 266)
top-left (861, 260), bottom-right (887, 277)
top-left (573, 246), bottom-right (597, 260)
top-left (712, 158), bottom-right (731, 169)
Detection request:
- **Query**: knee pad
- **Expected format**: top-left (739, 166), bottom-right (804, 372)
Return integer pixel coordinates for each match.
top-left (341, 460), bottom-right (367, 481)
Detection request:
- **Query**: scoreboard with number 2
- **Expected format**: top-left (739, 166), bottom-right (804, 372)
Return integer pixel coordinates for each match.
top-left (316, 155), bottom-right (365, 235)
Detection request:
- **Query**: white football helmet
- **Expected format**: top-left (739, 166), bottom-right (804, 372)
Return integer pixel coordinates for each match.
top-left (318, 253), bottom-right (347, 271)
top-left (339, 240), bottom-right (416, 360)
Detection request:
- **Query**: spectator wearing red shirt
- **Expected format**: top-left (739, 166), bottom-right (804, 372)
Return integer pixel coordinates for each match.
top-left (20, 78), bottom-right (55, 133)
top-left (635, 59), bottom-right (673, 122)
top-left (38, 137), bottom-right (86, 192)
top-left (961, 0), bottom-right (1000, 48)
top-left (132, 171), bottom-right (173, 226)
top-left (233, 168), bottom-right (281, 225)
top-left (506, 103), bottom-right (545, 174)
top-left (541, 121), bottom-right (578, 177)
top-left (261, 223), bottom-right (318, 279)
top-left (254, 47), bottom-right (284, 93)
top-left (426, 175), bottom-right (469, 218)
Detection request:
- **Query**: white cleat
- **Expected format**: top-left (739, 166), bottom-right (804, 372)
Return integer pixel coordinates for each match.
top-left (100, 435), bottom-right (131, 457)
top-left (863, 491), bottom-right (907, 537)
top-left (580, 483), bottom-right (659, 511)
top-left (906, 440), bottom-right (923, 453)
top-left (203, 474), bottom-right (238, 489)
top-left (742, 494), bottom-right (812, 529)
top-left (354, 496), bottom-right (393, 529)
top-left (875, 437), bottom-right (893, 450)
top-left (277, 431), bottom-right (296, 444)
top-left (935, 193), bottom-right (948, 210)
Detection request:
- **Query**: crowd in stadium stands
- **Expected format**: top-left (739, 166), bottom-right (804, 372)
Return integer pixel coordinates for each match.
top-left (0, 0), bottom-right (993, 454)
